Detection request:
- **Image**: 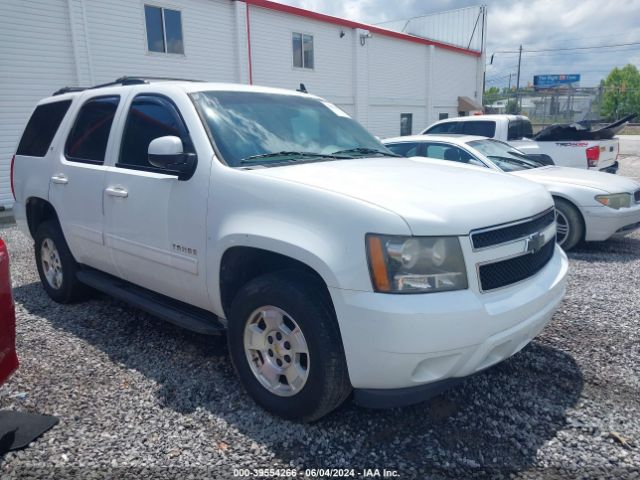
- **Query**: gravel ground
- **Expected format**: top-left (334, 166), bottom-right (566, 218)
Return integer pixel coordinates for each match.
top-left (1, 159), bottom-right (640, 479)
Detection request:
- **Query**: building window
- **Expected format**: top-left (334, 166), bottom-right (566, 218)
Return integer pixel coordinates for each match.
top-left (439, 113), bottom-right (449, 120)
top-left (292, 33), bottom-right (314, 69)
top-left (144, 5), bottom-right (184, 54)
top-left (400, 113), bottom-right (413, 136)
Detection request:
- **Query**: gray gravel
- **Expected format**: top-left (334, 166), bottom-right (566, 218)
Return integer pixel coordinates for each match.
top-left (1, 158), bottom-right (640, 479)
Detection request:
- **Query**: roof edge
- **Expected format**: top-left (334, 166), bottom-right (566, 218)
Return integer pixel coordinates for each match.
top-left (241, 0), bottom-right (482, 57)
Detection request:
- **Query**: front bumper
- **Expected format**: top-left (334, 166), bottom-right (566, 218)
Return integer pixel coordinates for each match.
top-left (582, 202), bottom-right (640, 241)
top-left (329, 245), bottom-right (568, 397)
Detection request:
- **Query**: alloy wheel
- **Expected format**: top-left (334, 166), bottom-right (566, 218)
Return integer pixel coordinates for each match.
top-left (555, 210), bottom-right (570, 247)
top-left (243, 306), bottom-right (310, 397)
top-left (40, 238), bottom-right (64, 290)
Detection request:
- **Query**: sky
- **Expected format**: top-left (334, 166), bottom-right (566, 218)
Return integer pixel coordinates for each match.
top-left (276, 0), bottom-right (640, 88)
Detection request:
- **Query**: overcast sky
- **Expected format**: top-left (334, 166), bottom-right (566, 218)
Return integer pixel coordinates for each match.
top-left (277, 0), bottom-right (640, 88)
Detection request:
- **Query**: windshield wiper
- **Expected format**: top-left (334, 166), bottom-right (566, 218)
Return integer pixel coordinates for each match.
top-left (240, 151), bottom-right (351, 164)
top-left (331, 147), bottom-right (400, 157)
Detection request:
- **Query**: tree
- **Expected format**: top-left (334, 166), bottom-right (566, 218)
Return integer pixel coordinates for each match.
top-left (505, 99), bottom-right (519, 114)
top-left (600, 64), bottom-right (640, 119)
top-left (483, 86), bottom-right (501, 106)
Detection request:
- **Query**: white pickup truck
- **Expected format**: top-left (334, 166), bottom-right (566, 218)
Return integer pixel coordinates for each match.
top-left (12, 78), bottom-right (568, 421)
top-left (422, 114), bottom-right (620, 173)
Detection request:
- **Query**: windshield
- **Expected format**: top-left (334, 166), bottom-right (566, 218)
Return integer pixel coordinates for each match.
top-left (467, 139), bottom-right (544, 172)
top-left (191, 91), bottom-right (394, 167)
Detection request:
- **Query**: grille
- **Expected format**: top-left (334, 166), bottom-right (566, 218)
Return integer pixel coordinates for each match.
top-left (478, 240), bottom-right (555, 292)
top-left (471, 209), bottom-right (555, 250)
top-left (635, 190), bottom-right (640, 203)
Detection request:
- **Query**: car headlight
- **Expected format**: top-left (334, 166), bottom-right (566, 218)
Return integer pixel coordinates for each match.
top-left (366, 234), bottom-right (468, 293)
top-left (595, 193), bottom-right (632, 209)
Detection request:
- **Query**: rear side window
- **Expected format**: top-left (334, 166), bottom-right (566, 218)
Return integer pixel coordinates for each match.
top-left (65, 96), bottom-right (120, 164)
top-left (119, 95), bottom-right (193, 170)
top-left (423, 143), bottom-right (480, 165)
top-left (385, 142), bottom-right (421, 157)
top-left (425, 121), bottom-right (460, 134)
top-left (461, 121), bottom-right (496, 137)
top-left (17, 100), bottom-right (72, 157)
top-left (508, 119), bottom-right (533, 140)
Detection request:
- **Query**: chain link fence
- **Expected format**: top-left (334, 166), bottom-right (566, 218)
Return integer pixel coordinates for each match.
top-left (484, 87), bottom-right (606, 131)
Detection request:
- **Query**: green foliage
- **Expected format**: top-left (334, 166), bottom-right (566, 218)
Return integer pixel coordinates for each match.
top-left (601, 64), bottom-right (640, 119)
top-left (483, 86), bottom-right (501, 105)
top-left (505, 99), bottom-right (519, 114)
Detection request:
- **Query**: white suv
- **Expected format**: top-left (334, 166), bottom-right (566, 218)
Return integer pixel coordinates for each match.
top-left (12, 77), bottom-right (568, 421)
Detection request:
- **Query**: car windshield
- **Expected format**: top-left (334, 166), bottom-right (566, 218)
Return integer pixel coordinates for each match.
top-left (467, 139), bottom-right (544, 172)
top-left (191, 91), bottom-right (395, 167)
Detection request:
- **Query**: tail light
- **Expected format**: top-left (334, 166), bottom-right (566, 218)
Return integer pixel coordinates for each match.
top-left (10, 154), bottom-right (16, 200)
top-left (586, 146), bottom-right (600, 167)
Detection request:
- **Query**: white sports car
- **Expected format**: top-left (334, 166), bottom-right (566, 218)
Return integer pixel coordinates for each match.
top-left (383, 134), bottom-right (640, 250)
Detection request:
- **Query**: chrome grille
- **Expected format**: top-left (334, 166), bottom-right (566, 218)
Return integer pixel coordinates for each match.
top-left (478, 240), bottom-right (555, 292)
top-left (471, 209), bottom-right (555, 250)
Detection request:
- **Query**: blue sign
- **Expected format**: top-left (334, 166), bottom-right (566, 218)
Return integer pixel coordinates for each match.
top-left (533, 74), bottom-right (580, 89)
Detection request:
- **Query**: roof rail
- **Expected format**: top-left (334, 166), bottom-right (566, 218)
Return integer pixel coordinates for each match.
top-left (53, 76), bottom-right (203, 96)
top-left (52, 86), bottom-right (88, 96)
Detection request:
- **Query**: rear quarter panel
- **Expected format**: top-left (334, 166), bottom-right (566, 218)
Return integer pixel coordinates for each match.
top-left (13, 95), bottom-right (78, 238)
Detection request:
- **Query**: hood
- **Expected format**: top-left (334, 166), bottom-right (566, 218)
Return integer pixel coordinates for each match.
top-left (512, 166), bottom-right (640, 194)
top-left (251, 157), bottom-right (553, 235)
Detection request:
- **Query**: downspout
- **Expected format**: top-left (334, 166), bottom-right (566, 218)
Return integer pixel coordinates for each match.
top-left (246, 3), bottom-right (253, 84)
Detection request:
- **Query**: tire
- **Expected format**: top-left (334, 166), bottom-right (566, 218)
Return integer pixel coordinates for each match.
top-left (34, 220), bottom-right (90, 303)
top-left (228, 270), bottom-right (351, 422)
top-left (554, 197), bottom-right (584, 251)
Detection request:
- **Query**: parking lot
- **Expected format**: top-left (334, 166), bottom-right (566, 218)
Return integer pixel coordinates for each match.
top-left (0, 158), bottom-right (639, 479)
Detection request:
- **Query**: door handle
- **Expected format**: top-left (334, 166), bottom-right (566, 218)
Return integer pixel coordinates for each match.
top-left (51, 174), bottom-right (69, 185)
top-left (105, 186), bottom-right (128, 198)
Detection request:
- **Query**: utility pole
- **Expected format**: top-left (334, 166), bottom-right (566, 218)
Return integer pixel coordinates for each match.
top-left (515, 44), bottom-right (522, 113)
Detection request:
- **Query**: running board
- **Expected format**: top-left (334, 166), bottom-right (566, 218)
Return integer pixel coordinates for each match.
top-left (76, 268), bottom-right (225, 335)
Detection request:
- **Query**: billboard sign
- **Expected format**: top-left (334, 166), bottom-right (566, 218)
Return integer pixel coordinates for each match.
top-left (533, 74), bottom-right (580, 90)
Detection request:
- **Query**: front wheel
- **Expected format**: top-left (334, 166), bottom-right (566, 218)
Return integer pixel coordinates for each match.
top-left (228, 271), bottom-right (351, 422)
top-left (554, 198), bottom-right (584, 251)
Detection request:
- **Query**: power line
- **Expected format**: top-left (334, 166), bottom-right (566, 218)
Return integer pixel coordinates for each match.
top-left (493, 41), bottom-right (640, 54)
top-left (491, 46), bottom-right (640, 58)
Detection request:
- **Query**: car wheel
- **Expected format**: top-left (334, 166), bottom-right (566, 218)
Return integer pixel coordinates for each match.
top-left (554, 198), bottom-right (583, 251)
top-left (228, 270), bottom-right (351, 422)
top-left (34, 220), bottom-right (90, 303)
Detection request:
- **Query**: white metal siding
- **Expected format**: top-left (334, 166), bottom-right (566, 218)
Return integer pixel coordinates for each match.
top-left (431, 48), bottom-right (479, 121)
top-left (0, 0), bottom-right (79, 208)
top-left (367, 35), bottom-right (427, 138)
top-left (84, 0), bottom-right (237, 84)
top-left (248, 6), bottom-right (354, 110)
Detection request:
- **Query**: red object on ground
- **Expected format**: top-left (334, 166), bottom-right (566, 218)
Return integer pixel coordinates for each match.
top-left (0, 238), bottom-right (18, 386)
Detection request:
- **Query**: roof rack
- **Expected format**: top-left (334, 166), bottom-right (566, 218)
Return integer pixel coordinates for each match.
top-left (52, 76), bottom-right (203, 96)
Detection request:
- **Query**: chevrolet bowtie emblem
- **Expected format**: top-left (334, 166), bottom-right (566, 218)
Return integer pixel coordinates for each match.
top-left (525, 232), bottom-right (545, 254)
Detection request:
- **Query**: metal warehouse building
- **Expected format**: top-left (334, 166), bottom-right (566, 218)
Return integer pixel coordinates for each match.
top-left (0, 0), bottom-right (486, 209)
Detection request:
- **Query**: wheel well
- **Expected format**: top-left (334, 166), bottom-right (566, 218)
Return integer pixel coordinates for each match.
top-left (219, 247), bottom-right (330, 318)
top-left (26, 197), bottom-right (59, 238)
top-left (552, 195), bottom-right (586, 240)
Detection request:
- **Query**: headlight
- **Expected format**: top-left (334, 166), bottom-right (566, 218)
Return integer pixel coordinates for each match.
top-left (366, 234), bottom-right (468, 293)
top-left (595, 193), bottom-right (632, 209)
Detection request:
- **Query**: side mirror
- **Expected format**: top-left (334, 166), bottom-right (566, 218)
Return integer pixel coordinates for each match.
top-left (148, 136), bottom-right (196, 179)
